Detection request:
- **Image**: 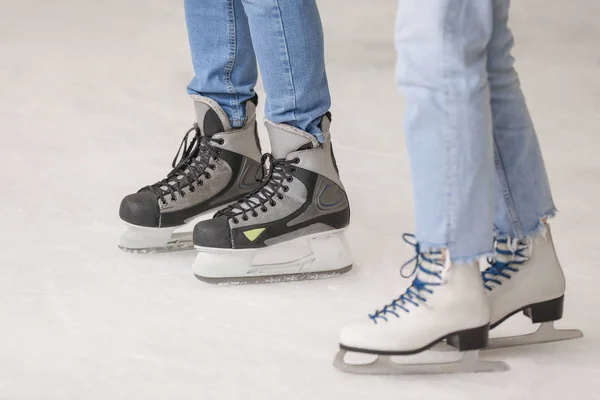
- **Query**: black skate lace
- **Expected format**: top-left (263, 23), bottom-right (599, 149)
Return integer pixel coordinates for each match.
top-left (215, 153), bottom-right (299, 224)
top-left (140, 123), bottom-right (224, 205)
top-left (369, 234), bottom-right (443, 323)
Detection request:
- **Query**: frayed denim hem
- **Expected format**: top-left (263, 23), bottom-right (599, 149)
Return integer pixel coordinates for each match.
top-left (449, 251), bottom-right (495, 265)
top-left (418, 242), bottom-right (494, 265)
top-left (494, 208), bottom-right (557, 241)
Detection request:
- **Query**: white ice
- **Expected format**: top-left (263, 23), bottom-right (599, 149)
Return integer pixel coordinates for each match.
top-left (1, 0), bottom-right (599, 399)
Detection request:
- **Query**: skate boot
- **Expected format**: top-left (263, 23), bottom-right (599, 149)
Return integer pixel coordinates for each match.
top-left (334, 235), bottom-right (509, 375)
top-left (482, 225), bottom-right (583, 349)
top-left (192, 114), bottom-right (353, 284)
top-left (118, 96), bottom-right (262, 253)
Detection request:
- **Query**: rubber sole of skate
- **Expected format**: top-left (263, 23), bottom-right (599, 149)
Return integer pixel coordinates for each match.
top-left (118, 232), bottom-right (194, 254)
top-left (194, 264), bottom-right (352, 285)
top-left (334, 325), bottom-right (509, 375)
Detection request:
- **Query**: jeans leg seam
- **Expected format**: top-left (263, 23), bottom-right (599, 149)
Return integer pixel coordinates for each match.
top-left (493, 139), bottom-right (524, 236)
top-left (225, 0), bottom-right (242, 125)
top-left (274, 0), bottom-right (298, 123)
top-left (442, 1), bottom-right (457, 247)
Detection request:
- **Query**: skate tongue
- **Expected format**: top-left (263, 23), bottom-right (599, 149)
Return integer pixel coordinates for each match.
top-left (266, 120), bottom-right (320, 159)
top-left (190, 95), bottom-right (232, 137)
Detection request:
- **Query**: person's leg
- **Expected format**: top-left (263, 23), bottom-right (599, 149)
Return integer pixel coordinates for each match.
top-left (186, 0), bottom-right (257, 128)
top-left (190, 0), bottom-right (351, 283)
top-left (397, 0), bottom-right (495, 261)
top-left (487, 0), bottom-right (555, 238)
top-left (239, 0), bottom-right (330, 141)
top-left (335, 1), bottom-right (510, 374)
top-left (481, 0), bottom-right (581, 345)
top-left (119, 0), bottom-right (264, 252)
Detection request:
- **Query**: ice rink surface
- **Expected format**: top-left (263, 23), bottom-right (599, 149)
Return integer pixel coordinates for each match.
top-left (1, 0), bottom-right (599, 398)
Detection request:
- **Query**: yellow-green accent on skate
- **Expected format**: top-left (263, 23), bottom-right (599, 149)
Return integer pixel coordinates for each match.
top-left (243, 228), bottom-right (265, 242)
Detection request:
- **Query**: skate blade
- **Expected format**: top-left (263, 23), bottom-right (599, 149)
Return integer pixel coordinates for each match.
top-left (118, 232), bottom-right (194, 254)
top-left (118, 207), bottom-right (221, 254)
top-left (430, 321), bottom-right (583, 352)
top-left (194, 265), bottom-right (352, 285)
top-left (487, 321), bottom-right (583, 350)
top-left (193, 228), bottom-right (353, 284)
top-left (333, 349), bottom-right (509, 375)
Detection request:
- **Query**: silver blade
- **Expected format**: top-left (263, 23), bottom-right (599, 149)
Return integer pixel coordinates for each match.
top-left (430, 321), bottom-right (583, 352)
top-left (195, 265), bottom-right (352, 285)
top-left (333, 350), bottom-right (509, 375)
top-left (119, 232), bottom-right (194, 254)
top-left (487, 322), bottom-right (583, 350)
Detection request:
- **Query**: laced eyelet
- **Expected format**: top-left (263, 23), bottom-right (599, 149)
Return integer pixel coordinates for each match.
top-left (209, 164), bottom-right (216, 170)
top-left (282, 186), bottom-right (289, 192)
top-left (270, 201), bottom-right (276, 206)
top-left (242, 216), bottom-right (249, 221)
top-left (277, 194), bottom-right (284, 200)
top-left (232, 218), bottom-right (239, 224)
top-left (218, 139), bottom-right (225, 145)
top-left (171, 196), bottom-right (176, 202)
top-left (286, 177), bottom-right (293, 182)
top-left (161, 200), bottom-right (167, 206)
top-left (261, 207), bottom-right (268, 212)
top-left (189, 186), bottom-right (195, 192)
top-left (252, 211), bottom-right (258, 217)
top-left (205, 173), bottom-right (211, 179)
top-left (199, 180), bottom-right (204, 186)
top-left (216, 149), bottom-right (222, 155)
top-left (293, 157), bottom-right (300, 164)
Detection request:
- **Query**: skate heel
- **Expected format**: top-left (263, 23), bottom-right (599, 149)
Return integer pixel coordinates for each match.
top-left (446, 325), bottom-right (489, 351)
top-left (523, 295), bottom-right (564, 323)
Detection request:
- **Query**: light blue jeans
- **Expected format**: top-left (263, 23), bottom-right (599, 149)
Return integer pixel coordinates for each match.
top-left (184, 0), bottom-right (330, 140)
top-left (396, 0), bottom-right (556, 261)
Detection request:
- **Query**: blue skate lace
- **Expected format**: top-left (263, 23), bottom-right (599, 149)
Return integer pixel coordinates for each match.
top-left (481, 238), bottom-right (527, 291)
top-left (369, 234), bottom-right (443, 324)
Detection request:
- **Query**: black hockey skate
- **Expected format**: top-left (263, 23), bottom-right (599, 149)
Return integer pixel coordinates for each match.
top-left (192, 114), bottom-right (353, 283)
top-left (118, 96), bottom-right (262, 253)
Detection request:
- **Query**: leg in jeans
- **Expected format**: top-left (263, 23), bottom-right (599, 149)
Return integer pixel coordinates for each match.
top-left (191, 1), bottom-right (351, 283)
top-left (395, 0), bottom-right (495, 261)
top-left (185, 0), bottom-right (257, 128)
top-left (119, 0), bottom-right (263, 252)
top-left (482, 0), bottom-right (579, 342)
top-left (335, 1), bottom-right (580, 366)
top-left (335, 2), bottom-right (511, 367)
top-left (487, 0), bottom-right (556, 239)
top-left (240, 0), bottom-right (331, 141)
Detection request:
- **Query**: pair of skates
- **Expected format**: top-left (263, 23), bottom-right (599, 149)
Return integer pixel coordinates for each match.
top-left (119, 96), bottom-right (581, 375)
top-left (334, 233), bottom-right (583, 375)
top-left (119, 95), bottom-right (352, 284)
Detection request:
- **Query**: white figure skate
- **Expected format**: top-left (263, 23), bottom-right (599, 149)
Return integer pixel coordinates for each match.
top-left (334, 235), bottom-right (509, 375)
top-left (482, 226), bottom-right (583, 349)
